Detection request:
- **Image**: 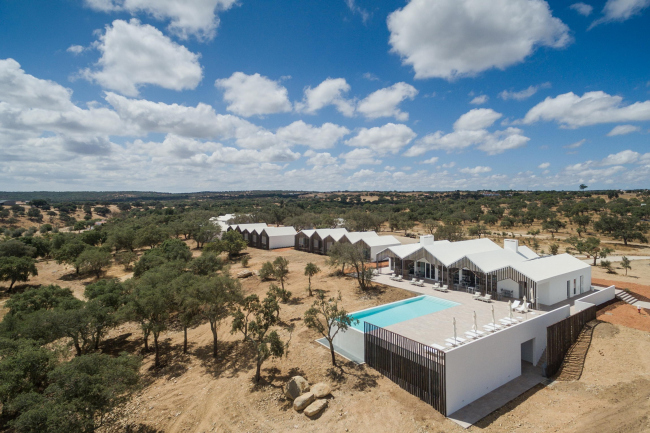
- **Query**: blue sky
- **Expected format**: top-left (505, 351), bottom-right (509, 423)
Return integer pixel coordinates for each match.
top-left (0, 0), bottom-right (649, 192)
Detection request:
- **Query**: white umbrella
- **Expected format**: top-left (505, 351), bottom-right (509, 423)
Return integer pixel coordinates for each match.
top-left (522, 296), bottom-right (527, 313)
top-left (491, 305), bottom-right (496, 330)
top-left (453, 317), bottom-right (457, 343)
top-left (472, 311), bottom-right (478, 333)
top-left (508, 300), bottom-right (513, 321)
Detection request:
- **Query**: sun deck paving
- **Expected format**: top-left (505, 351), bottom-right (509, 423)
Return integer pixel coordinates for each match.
top-left (372, 272), bottom-right (545, 349)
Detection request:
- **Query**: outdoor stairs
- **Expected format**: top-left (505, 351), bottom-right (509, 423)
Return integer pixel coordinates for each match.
top-left (616, 290), bottom-right (638, 305)
top-left (554, 321), bottom-right (597, 381)
top-left (536, 349), bottom-right (546, 369)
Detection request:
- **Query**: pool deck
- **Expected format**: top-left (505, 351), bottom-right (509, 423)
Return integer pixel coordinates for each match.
top-left (372, 273), bottom-right (544, 349)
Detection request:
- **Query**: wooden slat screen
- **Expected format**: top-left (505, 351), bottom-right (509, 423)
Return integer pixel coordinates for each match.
top-left (364, 322), bottom-right (446, 415)
top-left (545, 305), bottom-right (597, 377)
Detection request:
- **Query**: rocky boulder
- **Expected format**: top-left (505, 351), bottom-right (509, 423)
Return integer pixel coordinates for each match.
top-left (284, 376), bottom-right (310, 400)
top-left (293, 392), bottom-right (315, 411)
top-left (236, 270), bottom-right (253, 278)
top-left (304, 399), bottom-right (328, 417)
top-left (311, 383), bottom-right (331, 398)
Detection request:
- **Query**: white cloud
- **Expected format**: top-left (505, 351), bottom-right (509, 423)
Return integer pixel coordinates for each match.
top-left (215, 72), bottom-right (292, 117)
top-left (499, 83), bottom-right (550, 101)
top-left (387, 0), bottom-right (571, 79)
top-left (570, 2), bottom-right (594, 15)
top-left (276, 120), bottom-right (350, 149)
top-left (607, 124), bottom-right (641, 136)
top-left (81, 19), bottom-right (203, 96)
top-left (345, 0), bottom-right (370, 23)
top-left (357, 82), bottom-right (418, 121)
top-left (67, 45), bottom-right (86, 55)
top-left (345, 123), bottom-right (417, 154)
top-left (454, 108), bottom-right (502, 130)
top-left (0, 59), bottom-right (74, 111)
top-left (305, 151), bottom-right (338, 167)
top-left (362, 72), bottom-right (380, 81)
top-left (296, 78), bottom-right (355, 117)
top-left (470, 95), bottom-right (489, 105)
top-left (538, 162), bottom-right (550, 169)
top-left (522, 91), bottom-right (650, 128)
top-left (404, 108), bottom-right (528, 156)
top-left (564, 139), bottom-right (586, 149)
top-left (340, 148), bottom-right (382, 169)
top-left (600, 149), bottom-right (640, 165)
top-left (83, 0), bottom-right (238, 41)
top-left (590, 0), bottom-right (650, 28)
top-left (459, 166), bottom-right (492, 175)
top-left (422, 157), bottom-right (439, 164)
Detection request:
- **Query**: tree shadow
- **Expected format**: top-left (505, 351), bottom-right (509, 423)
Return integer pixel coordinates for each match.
top-left (325, 362), bottom-right (380, 392)
top-left (0, 283), bottom-right (40, 298)
top-left (101, 332), bottom-right (142, 357)
top-left (194, 339), bottom-right (256, 380)
top-left (122, 423), bottom-right (164, 433)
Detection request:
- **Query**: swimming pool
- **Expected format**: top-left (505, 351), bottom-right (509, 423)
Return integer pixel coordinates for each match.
top-left (349, 295), bottom-right (460, 331)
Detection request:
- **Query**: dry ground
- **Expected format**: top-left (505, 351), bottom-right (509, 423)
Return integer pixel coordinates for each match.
top-left (2, 242), bottom-right (650, 432)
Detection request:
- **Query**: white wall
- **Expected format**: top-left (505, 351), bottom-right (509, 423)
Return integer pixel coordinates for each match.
top-left (444, 306), bottom-right (570, 415)
top-left (497, 278), bottom-right (519, 296)
top-left (574, 285), bottom-right (615, 312)
top-left (268, 234), bottom-right (296, 249)
top-left (538, 268), bottom-right (592, 306)
top-left (331, 326), bottom-right (365, 362)
top-left (369, 243), bottom-right (401, 262)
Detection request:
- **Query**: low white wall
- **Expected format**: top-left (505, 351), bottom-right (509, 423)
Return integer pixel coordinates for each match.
top-left (444, 306), bottom-right (570, 415)
top-left (331, 326), bottom-right (365, 362)
top-left (540, 268), bottom-right (592, 306)
top-left (574, 285), bottom-right (616, 312)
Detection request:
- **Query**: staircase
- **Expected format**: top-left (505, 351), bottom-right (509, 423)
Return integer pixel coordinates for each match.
top-left (616, 289), bottom-right (638, 305)
top-left (554, 321), bottom-right (597, 381)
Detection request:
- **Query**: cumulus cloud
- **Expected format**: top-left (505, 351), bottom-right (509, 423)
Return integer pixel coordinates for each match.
top-left (345, 123), bottom-right (417, 154)
top-left (564, 139), bottom-right (586, 149)
top-left (0, 59), bottom-right (74, 111)
top-left (422, 157), bottom-right (439, 164)
top-left (275, 120), bottom-right (350, 149)
top-left (459, 166), bottom-right (492, 175)
top-left (339, 148), bottom-right (382, 169)
top-left (404, 108), bottom-right (528, 156)
top-left (599, 149), bottom-right (641, 165)
top-left (607, 124), bottom-right (641, 136)
top-left (305, 151), bottom-right (338, 167)
top-left (215, 72), bottom-right (292, 117)
top-left (84, 0), bottom-right (238, 41)
top-left (67, 45), bottom-right (86, 55)
top-left (570, 2), bottom-right (593, 15)
top-left (454, 108), bottom-right (502, 130)
top-left (387, 0), bottom-right (571, 79)
top-left (470, 95), bottom-right (489, 105)
top-left (538, 162), bottom-right (550, 169)
top-left (590, 0), bottom-right (650, 28)
top-left (295, 78), bottom-right (355, 116)
top-left (81, 19), bottom-right (203, 96)
top-left (357, 82), bottom-right (418, 121)
top-left (522, 91), bottom-right (650, 128)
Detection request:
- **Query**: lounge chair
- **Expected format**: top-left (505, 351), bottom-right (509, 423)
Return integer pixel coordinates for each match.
top-left (445, 337), bottom-right (466, 346)
top-left (414, 280), bottom-right (425, 287)
top-left (483, 323), bottom-right (502, 332)
top-left (511, 300), bottom-right (520, 310)
top-left (472, 291), bottom-right (482, 300)
top-left (515, 302), bottom-right (530, 313)
top-left (430, 343), bottom-right (447, 352)
top-left (478, 294), bottom-right (492, 302)
top-left (409, 278), bottom-right (419, 285)
top-left (395, 275), bottom-right (403, 282)
top-left (432, 282), bottom-right (440, 288)
top-left (465, 330), bottom-right (485, 339)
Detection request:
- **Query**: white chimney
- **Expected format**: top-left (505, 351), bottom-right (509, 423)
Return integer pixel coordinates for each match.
top-left (504, 239), bottom-right (519, 253)
top-left (420, 235), bottom-right (434, 245)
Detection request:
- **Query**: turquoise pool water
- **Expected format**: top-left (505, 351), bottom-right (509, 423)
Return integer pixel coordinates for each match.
top-left (349, 295), bottom-right (459, 331)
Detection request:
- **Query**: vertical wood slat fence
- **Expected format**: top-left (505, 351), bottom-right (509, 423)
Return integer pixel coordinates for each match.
top-left (545, 305), bottom-right (597, 377)
top-left (364, 322), bottom-right (446, 415)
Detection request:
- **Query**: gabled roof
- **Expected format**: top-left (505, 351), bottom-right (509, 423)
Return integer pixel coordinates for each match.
top-left (230, 223), bottom-right (268, 231)
top-left (261, 227), bottom-right (297, 236)
top-left (361, 235), bottom-right (401, 248)
top-left (510, 253), bottom-right (590, 283)
top-left (311, 228), bottom-right (348, 239)
top-left (463, 249), bottom-right (529, 274)
top-left (424, 238), bottom-right (501, 267)
top-left (517, 245), bottom-right (539, 259)
top-left (298, 229), bottom-right (316, 237)
top-left (378, 243), bottom-right (425, 259)
top-left (342, 231), bottom-right (379, 244)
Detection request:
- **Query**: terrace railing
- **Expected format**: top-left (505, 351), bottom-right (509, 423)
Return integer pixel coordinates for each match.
top-left (545, 305), bottom-right (597, 377)
top-left (364, 322), bottom-right (446, 415)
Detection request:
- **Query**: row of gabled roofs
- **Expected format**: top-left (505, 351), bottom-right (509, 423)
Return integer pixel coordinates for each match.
top-left (377, 237), bottom-right (589, 284)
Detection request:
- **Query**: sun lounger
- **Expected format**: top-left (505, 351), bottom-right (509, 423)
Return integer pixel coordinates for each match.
top-left (395, 275), bottom-right (403, 282)
top-left (478, 294), bottom-right (492, 302)
top-left (511, 300), bottom-right (521, 310)
top-left (465, 330), bottom-right (485, 339)
top-left (472, 291), bottom-right (482, 300)
top-left (434, 285), bottom-right (449, 293)
top-left (483, 323), bottom-right (502, 332)
top-left (499, 318), bottom-right (517, 326)
top-left (515, 302), bottom-right (530, 313)
top-left (432, 282), bottom-right (440, 288)
top-left (430, 343), bottom-right (447, 352)
top-left (414, 280), bottom-right (424, 287)
top-left (445, 337), bottom-right (466, 346)
top-left (409, 278), bottom-right (419, 285)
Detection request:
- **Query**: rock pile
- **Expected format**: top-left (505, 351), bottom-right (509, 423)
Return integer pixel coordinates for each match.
top-left (283, 376), bottom-right (331, 418)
